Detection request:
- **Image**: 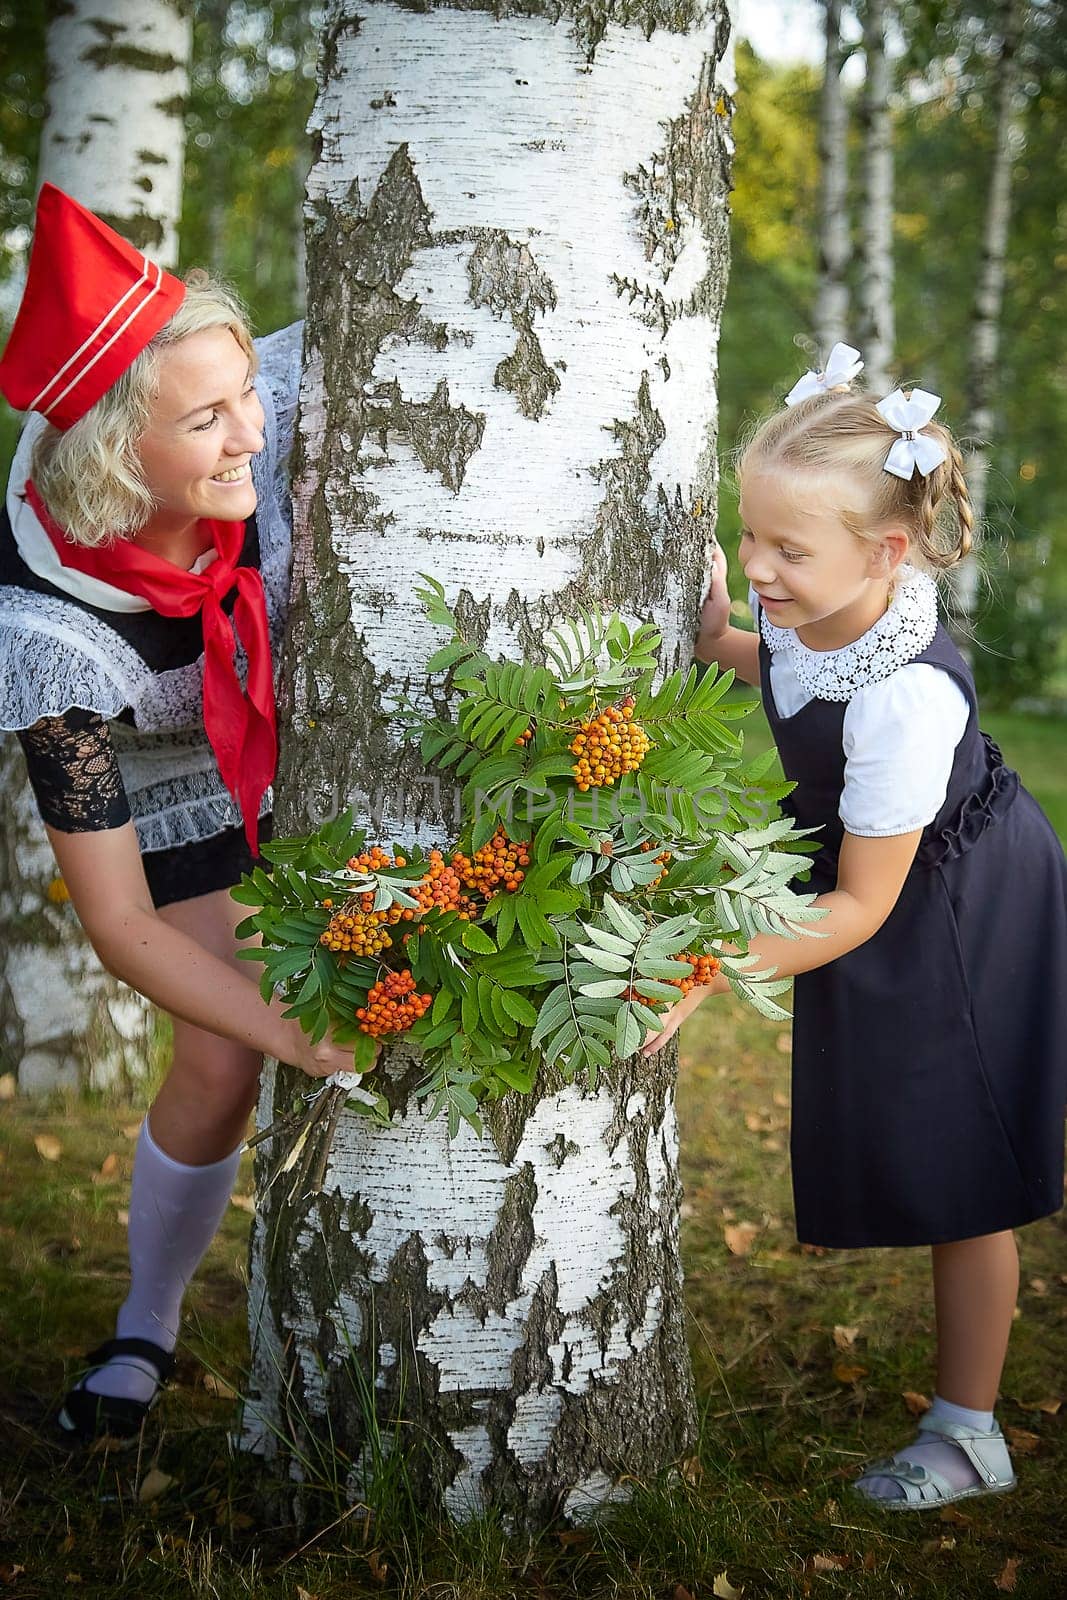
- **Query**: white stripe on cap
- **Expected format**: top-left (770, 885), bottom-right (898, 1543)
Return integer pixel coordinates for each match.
top-left (29, 259), bottom-right (154, 413)
top-left (40, 262), bottom-right (165, 422)
top-left (41, 261), bottom-right (164, 420)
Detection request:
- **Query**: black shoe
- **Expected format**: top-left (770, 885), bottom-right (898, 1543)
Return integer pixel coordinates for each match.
top-left (57, 1337), bottom-right (177, 1442)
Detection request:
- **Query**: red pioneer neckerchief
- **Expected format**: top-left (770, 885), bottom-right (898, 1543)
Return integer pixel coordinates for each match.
top-left (25, 479), bottom-right (277, 857)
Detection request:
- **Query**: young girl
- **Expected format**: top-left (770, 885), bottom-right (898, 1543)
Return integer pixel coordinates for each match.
top-left (643, 349), bottom-right (1067, 1509)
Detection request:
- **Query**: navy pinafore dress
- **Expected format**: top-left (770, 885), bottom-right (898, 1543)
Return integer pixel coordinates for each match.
top-left (759, 615), bottom-right (1067, 1249)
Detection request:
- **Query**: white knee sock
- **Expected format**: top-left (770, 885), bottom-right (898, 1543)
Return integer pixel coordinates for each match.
top-left (84, 1120), bottom-right (242, 1405)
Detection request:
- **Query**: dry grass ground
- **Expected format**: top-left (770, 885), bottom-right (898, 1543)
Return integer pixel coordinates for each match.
top-left (1, 707), bottom-right (1064, 1598)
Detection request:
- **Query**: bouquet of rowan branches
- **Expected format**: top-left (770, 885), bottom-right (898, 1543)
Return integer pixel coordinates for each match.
top-left (234, 578), bottom-right (823, 1200)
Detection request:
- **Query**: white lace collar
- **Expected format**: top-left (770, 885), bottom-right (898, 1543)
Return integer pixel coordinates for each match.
top-left (758, 564), bottom-right (939, 702)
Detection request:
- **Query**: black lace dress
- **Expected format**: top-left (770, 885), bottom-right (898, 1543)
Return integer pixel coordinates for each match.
top-left (2, 510), bottom-right (273, 906)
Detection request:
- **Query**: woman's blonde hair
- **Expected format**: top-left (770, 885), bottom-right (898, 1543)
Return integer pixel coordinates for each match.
top-left (738, 387), bottom-right (975, 573)
top-left (30, 271), bottom-right (255, 547)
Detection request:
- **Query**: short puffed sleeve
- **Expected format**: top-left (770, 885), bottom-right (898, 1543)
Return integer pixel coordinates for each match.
top-left (840, 664), bottom-right (970, 837)
top-left (17, 708), bottom-right (132, 833)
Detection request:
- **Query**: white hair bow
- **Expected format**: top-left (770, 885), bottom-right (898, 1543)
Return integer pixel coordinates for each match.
top-left (784, 342), bottom-right (864, 406)
top-left (876, 388), bottom-right (948, 479)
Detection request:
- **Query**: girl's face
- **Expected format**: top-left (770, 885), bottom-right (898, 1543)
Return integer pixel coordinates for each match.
top-left (738, 468), bottom-right (903, 649)
top-left (135, 325), bottom-right (265, 533)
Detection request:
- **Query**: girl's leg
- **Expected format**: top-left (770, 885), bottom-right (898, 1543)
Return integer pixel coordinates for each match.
top-left (78, 889), bottom-right (263, 1409)
top-left (858, 1230), bottom-right (1019, 1502)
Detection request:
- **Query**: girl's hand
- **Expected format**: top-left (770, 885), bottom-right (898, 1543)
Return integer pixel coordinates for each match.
top-left (640, 975), bottom-right (728, 1058)
top-left (695, 540), bottom-right (732, 654)
top-left (276, 1015), bottom-right (378, 1080)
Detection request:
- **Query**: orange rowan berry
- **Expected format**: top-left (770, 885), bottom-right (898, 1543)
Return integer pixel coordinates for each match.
top-left (452, 830), bottom-right (531, 898)
top-left (356, 969), bottom-right (433, 1037)
top-left (569, 704), bottom-right (651, 789)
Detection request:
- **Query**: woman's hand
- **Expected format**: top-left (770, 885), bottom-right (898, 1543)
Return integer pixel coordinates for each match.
top-left (640, 974), bottom-right (729, 1058)
top-left (275, 1015), bottom-right (377, 1080)
top-left (695, 539), bottom-right (732, 656)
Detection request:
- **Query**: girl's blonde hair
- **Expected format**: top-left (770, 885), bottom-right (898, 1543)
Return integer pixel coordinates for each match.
top-left (738, 387), bottom-right (975, 572)
top-left (30, 271), bottom-right (255, 548)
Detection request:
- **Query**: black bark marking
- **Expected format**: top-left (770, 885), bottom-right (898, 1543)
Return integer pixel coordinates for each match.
top-left (93, 210), bottom-right (166, 252)
top-left (495, 328), bottom-right (561, 420)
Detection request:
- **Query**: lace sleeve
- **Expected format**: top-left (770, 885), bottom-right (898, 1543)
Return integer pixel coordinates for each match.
top-left (17, 707), bottom-right (132, 833)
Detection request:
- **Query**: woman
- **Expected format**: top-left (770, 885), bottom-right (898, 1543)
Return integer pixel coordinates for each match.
top-left (0, 184), bottom-right (356, 1440)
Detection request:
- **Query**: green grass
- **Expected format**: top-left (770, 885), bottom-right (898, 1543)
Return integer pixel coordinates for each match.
top-left (1, 707), bottom-right (1064, 1599)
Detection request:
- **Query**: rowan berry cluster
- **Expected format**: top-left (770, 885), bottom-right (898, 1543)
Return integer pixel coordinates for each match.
top-left (356, 969), bottom-right (432, 1037)
top-left (319, 846), bottom-right (408, 954)
top-left (570, 697), bottom-right (651, 790)
top-left (453, 830), bottom-right (531, 896)
top-left (514, 725), bottom-right (534, 747)
top-left (406, 849), bottom-right (474, 920)
top-left (667, 952), bottom-right (721, 994)
top-left (640, 840), bottom-right (673, 887)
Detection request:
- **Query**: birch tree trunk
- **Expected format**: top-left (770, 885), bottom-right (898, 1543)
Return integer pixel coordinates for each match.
top-left (858, 0), bottom-right (894, 393)
top-left (954, 0), bottom-right (1026, 620)
top-left (0, 0), bottom-right (190, 1094)
top-left (815, 0), bottom-right (851, 354)
top-left (244, 0), bottom-right (732, 1526)
top-left (37, 0), bottom-right (191, 262)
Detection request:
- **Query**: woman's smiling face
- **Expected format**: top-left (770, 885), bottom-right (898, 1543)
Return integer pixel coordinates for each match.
top-left (135, 325), bottom-right (265, 532)
top-left (738, 468), bottom-right (904, 649)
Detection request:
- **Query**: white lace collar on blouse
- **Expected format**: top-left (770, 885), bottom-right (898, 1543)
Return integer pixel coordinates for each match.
top-left (758, 564), bottom-right (939, 702)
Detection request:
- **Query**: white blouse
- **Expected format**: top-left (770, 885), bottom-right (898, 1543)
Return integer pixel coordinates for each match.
top-left (750, 568), bottom-right (970, 838)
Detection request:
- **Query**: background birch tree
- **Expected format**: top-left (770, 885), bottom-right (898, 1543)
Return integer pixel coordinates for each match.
top-left (0, 0), bottom-right (191, 1094)
top-left (858, 0), bottom-right (894, 392)
top-left (954, 0), bottom-right (1026, 622)
top-left (814, 0), bottom-right (851, 353)
top-left (244, 0), bottom-right (733, 1525)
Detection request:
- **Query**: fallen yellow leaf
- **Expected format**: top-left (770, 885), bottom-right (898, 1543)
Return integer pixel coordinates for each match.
top-left (832, 1360), bottom-right (869, 1385)
top-left (202, 1373), bottom-right (239, 1401)
top-left (138, 1467), bottom-right (175, 1504)
top-left (93, 1152), bottom-right (119, 1183)
top-left (230, 1192), bottom-right (255, 1214)
top-left (34, 1134), bottom-right (62, 1162)
top-left (775, 1032), bottom-right (791, 1054)
top-left (902, 1390), bottom-right (931, 1417)
top-left (1028, 1277), bottom-right (1048, 1295)
top-left (832, 1325), bottom-right (860, 1351)
top-left (121, 1123), bottom-right (142, 1140)
top-left (679, 1454), bottom-right (703, 1485)
top-left (724, 1222), bottom-right (760, 1257)
top-left (995, 1556), bottom-right (1021, 1592)
top-left (1004, 1427), bottom-right (1040, 1455)
top-left (0, 1073), bottom-right (16, 1101)
top-left (810, 1553), bottom-right (848, 1572)
top-left (713, 1574), bottom-right (743, 1599)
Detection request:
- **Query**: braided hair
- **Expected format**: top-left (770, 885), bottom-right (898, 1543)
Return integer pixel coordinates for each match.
top-left (738, 386), bottom-right (975, 574)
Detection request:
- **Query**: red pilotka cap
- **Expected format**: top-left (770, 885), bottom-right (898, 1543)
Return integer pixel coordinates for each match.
top-left (0, 183), bottom-right (186, 431)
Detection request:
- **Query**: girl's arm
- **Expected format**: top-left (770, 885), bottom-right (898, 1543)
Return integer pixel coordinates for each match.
top-left (693, 540), bottom-right (760, 687)
top-left (642, 827), bottom-right (923, 1055)
top-left (47, 820), bottom-right (358, 1078)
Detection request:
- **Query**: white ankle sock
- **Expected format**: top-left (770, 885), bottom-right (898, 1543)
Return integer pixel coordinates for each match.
top-left (84, 1120), bottom-right (242, 1405)
top-left (860, 1393), bottom-right (998, 1502)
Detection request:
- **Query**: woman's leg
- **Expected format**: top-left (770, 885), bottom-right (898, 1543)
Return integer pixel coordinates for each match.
top-left (75, 889), bottom-right (262, 1412)
top-left (857, 1230), bottom-right (1019, 1501)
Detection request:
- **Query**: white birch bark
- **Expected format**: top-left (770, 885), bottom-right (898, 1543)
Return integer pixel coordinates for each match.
top-left (37, 0), bottom-right (191, 264)
top-left (858, 0), bottom-right (894, 394)
top-left (815, 0), bottom-right (851, 355)
top-left (0, 0), bottom-right (190, 1093)
top-left (954, 0), bottom-right (1026, 619)
top-left (245, 0), bottom-right (733, 1525)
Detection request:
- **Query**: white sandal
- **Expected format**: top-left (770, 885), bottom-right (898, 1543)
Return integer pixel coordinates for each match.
top-left (853, 1412), bottom-right (1016, 1511)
